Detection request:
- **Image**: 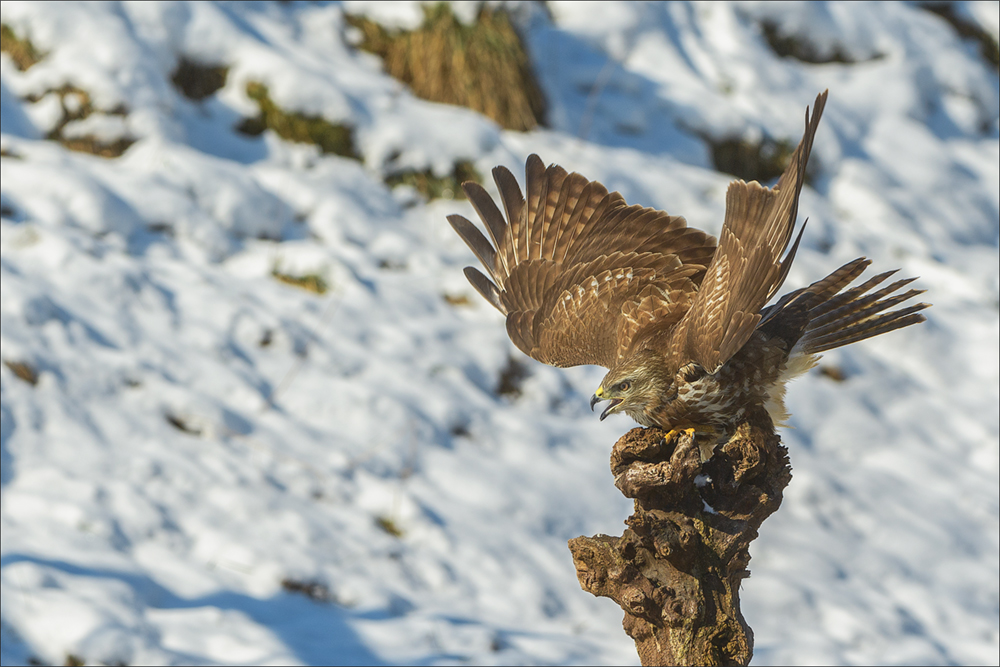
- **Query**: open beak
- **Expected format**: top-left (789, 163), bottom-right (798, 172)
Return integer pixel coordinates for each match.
top-left (590, 393), bottom-right (622, 421)
top-left (600, 398), bottom-right (622, 421)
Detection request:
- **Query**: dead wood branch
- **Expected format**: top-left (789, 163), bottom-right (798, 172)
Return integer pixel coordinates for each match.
top-left (569, 407), bottom-right (791, 665)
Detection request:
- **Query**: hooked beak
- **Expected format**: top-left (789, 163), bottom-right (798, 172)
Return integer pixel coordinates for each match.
top-left (590, 388), bottom-right (622, 421)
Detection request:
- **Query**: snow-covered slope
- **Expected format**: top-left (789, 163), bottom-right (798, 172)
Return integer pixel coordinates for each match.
top-left (1, 2), bottom-right (997, 665)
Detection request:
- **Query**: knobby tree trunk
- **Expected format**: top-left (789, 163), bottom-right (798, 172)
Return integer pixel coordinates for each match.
top-left (568, 407), bottom-right (791, 666)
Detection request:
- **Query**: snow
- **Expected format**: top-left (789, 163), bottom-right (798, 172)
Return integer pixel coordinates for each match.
top-left (1, 1), bottom-right (997, 665)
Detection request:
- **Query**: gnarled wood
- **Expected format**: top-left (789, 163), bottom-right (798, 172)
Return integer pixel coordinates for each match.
top-left (568, 407), bottom-right (791, 666)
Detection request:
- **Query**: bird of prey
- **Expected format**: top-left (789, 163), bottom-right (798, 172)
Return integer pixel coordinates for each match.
top-left (447, 91), bottom-right (927, 450)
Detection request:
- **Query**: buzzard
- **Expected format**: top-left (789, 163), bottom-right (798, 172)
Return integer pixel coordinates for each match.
top-left (447, 91), bottom-right (927, 449)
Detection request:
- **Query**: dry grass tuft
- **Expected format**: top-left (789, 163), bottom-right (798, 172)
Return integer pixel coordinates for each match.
top-left (442, 293), bottom-right (472, 306)
top-left (165, 412), bottom-right (202, 436)
top-left (272, 268), bottom-right (329, 295)
top-left (4, 359), bottom-right (39, 386)
top-left (281, 577), bottom-right (335, 603)
top-left (58, 135), bottom-right (135, 158)
top-left (1, 24), bottom-right (44, 70)
top-left (376, 515), bottom-right (404, 537)
top-left (237, 82), bottom-right (359, 159)
top-left (818, 365), bottom-right (847, 382)
top-left (26, 85), bottom-right (134, 157)
top-left (347, 3), bottom-right (545, 131)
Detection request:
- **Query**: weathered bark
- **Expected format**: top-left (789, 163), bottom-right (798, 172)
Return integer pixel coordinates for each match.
top-left (568, 407), bottom-right (791, 666)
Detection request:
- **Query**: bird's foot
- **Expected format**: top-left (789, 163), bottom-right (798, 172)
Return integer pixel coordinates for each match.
top-left (663, 425), bottom-right (719, 463)
top-left (662, 426), bottom-right (695, 442)
top-left (663, 424), bottom-right (715, 440)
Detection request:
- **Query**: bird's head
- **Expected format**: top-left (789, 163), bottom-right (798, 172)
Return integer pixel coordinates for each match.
top-left (590, 350), bottom-right (672, 423)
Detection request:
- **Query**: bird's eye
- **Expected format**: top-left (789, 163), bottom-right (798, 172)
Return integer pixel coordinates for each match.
top-left (618, 381), bottom-right (631, 392)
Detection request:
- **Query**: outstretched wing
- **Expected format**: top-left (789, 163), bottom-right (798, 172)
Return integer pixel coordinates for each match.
top-left (661, 90), bottom-right (829, 373)
top-left (448, 155), bottom-right (717, 369)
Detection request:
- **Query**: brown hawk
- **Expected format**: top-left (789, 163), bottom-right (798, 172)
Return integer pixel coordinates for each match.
top-left (447, 91), bottom-right (927, 449)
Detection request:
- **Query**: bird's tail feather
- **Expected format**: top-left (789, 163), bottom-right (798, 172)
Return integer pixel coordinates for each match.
top-left (769, 257), bottom-right (929, 356)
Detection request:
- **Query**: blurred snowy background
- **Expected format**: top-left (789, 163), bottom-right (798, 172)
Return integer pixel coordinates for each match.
top-left (1, 1), bottom-right (997, 665)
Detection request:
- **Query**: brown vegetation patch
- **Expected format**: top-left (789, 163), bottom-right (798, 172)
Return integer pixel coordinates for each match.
top-left (386, 160), bottom-right (481, 200)
top-left (281, 577), bottom-right (335, 603)
top-left (237, 82), bottom-right (359, 159)
top-left (818, 365), bottom-right (847, 382)
top-left (496, 355), bottom-right (529, 398)
top-left (4, 359), bottom-right (39, 386)
top-left (443, 293), bottom-right (471, 306)
top-left (26, 85), bottom-right (134, 158)
top-left (347, 3), bottom-right (546, 131)
top-left (271, 268), bottom-right (329, 294)
top-left (1, 24), bottom-right (43, 70)
top-left (165, 412), bottom-right (202, 436)
top-left (378, 259), bottom-right (407, 271)
top-left (376, 515), bottom-right (404, 537)
top-left (59, 136), bottom-right (135, 158)
top-left (171, 57), bottom-right (229, 100)
top-left (707, 134), bottom-right (802, 185)
top-left (760, 20), bottom-right (864, 64)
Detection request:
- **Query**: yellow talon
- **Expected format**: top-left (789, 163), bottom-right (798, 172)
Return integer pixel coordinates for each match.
top-left (663, 425), bottom-right (720, 462)
top-left (663, 427), bottom-right (697, 441)
top-left (664, 425), bottom-right (715, 440)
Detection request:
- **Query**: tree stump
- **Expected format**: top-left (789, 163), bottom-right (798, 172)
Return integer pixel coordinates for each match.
top-left (568, 407), bottom-right (791, 666)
